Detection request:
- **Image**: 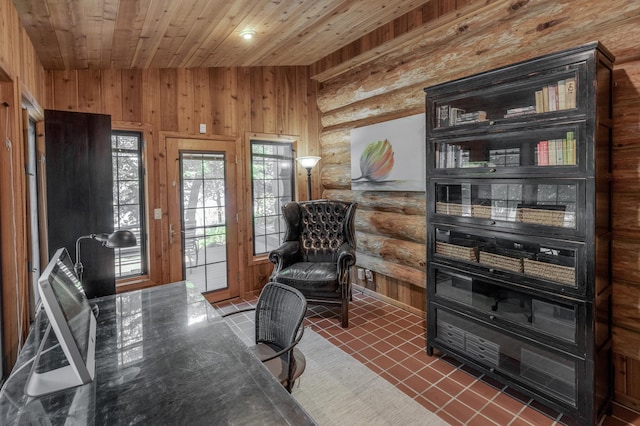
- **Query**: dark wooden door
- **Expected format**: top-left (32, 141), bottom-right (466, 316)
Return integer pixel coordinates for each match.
top-left (44, 110), bottom-right (113, 299)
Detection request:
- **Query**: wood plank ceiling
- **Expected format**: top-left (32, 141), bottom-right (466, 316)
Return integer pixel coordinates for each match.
top-left (13, 0), bottom-right (426, 70)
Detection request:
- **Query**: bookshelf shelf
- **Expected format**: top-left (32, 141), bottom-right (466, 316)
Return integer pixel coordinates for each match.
top-left (424, 42), bottom-right (614, 425)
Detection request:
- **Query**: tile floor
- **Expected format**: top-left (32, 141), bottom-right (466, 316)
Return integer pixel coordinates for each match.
top-left (216, 290), bottom-right (640, 426)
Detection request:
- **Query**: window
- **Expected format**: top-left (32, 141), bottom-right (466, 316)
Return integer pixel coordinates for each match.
top-left (112, 131), bottom-right (147, 278)
top-left (250, 140), bottom-right (295, 256)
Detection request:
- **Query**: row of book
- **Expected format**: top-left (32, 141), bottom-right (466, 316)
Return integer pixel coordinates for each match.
top-left (503, 105), bottom-right (536, 119)
top-left (535, 132), bottom-right (576, 166)
top-left (504, 78), bottom-right (577, 118)
top-left (436, 105), bottom-right (488, 128)
top-left (437, 77), bottom-right (577, 125)
top-left (535, 77), bottom-right (577, 113)
top-left (435, 146), bottom-right (507, 169)
top-left (435, 133), bottom-right (576, 169)
top-left (435, 144), bottom-right (470, 168)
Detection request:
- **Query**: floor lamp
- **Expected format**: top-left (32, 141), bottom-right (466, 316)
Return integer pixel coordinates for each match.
top-left (296, 156), bottom-right (321, 200)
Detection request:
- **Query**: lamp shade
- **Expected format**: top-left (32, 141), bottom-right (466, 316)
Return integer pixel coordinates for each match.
top-left (296, 156), bottom-right (321, 170)
top-left (94, 230), bottom-right (137, 248)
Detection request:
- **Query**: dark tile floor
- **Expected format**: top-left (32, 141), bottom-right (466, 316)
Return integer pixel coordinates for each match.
top-left (216, 290), bottom-right (640, 426)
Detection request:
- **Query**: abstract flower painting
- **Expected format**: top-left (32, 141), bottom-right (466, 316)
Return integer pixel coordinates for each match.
top-left (353, 139), bottom-right (395, 182)
top-left (350, 114), bottom-right (425, 191)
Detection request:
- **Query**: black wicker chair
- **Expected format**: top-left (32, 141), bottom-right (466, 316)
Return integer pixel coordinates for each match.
top-left (268, 200), bottom-right (357, 328)
top-left (222, 282), bottom-right (307, 392)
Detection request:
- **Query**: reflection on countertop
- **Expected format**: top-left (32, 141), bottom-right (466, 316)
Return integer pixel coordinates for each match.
top-left (0, 281), bottom-right (315, 425)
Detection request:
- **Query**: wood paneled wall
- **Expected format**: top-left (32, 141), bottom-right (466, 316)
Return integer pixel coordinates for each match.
top-left (311, 0), bottom-right (640, 409)
top-left (0, 0), bottom-right (46, 373)
top-left (45, 66), bottom-right (321, 296)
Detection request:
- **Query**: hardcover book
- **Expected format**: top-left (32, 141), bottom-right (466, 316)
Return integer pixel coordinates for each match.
top-left (548, 84), bottom-right (558, 112)
top-left (449, 107), bottom-right (465, 126)
top-left (565, 77), bottom-right (577, 109)
top-left (437, 105), bottom-right (450, 128)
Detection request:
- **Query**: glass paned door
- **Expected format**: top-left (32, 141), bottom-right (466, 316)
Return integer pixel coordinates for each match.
top-left (180, 152), bottom-right (228, 293)
top-left (167, 138), bottom-right (239, 303)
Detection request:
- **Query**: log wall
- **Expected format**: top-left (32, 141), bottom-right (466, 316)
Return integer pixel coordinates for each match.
top-left (611, 59), bottom-right (640, 411)
top-left (311, 0), bottom-right (640, 410)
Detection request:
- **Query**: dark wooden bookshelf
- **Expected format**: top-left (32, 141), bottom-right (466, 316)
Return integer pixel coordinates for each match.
top-left (424, 42), bottom-right (614, 425)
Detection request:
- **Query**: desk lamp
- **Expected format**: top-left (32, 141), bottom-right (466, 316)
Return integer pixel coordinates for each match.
top-left (74, 230), bottom-right (137, 284)
top-left (296, 156), bottom-right (321, 200)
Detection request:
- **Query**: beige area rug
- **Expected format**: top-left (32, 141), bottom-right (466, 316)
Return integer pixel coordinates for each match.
top-left (292, 328), bottom-right (449, 426)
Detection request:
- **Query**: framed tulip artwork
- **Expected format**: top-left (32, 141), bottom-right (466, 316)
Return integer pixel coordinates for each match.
top-left (350, 113), bottom-right (425, 191)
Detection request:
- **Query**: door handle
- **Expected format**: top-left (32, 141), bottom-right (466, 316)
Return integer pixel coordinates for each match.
top-left (169, 223), bottom-right (175, 245)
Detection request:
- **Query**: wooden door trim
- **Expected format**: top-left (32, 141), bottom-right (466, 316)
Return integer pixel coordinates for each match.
top-left (242, 132), bottom-right (299, 268)
top-left (161, 131), bottom-right (237, 142)
top-left (111, 121), bottom-right (160, 292)
top-left (159, 131), bottom-right (239, 284)
top-left (35, 121), bottom-right (47, 274)
top-left (164, 134), bottom-right (244, 302)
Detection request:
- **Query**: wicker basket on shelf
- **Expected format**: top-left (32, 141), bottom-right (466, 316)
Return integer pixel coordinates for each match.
top-left (436, 241), bottom-right (478, 262)
top-left (471, 205), bottom-right (492, 219)
top-left (479, 251), bottom-right (523, 273)
top-left (436, 202), bottom-right (463, 216)
top-left (518, 207), bottom-right (565, 227)
top-left (523, 259), bottom-right (575, 285)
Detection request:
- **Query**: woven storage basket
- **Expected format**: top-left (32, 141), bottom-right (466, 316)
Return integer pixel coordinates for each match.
top-left (518, 208), bottom-right (565, 227)
top-left (472, 205), bottom-right (492, 219)
top-left (479, 251), bottom-right (523, 273)
top-left (436, 202), bottom-right (463, 216)
top-left (523, 259), bottom-right (575, 285)
top-left (436, 242), bottom-right (478, 262)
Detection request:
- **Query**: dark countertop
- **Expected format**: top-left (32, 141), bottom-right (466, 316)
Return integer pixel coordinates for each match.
top-left (0, 281), bottom-right (315, 425)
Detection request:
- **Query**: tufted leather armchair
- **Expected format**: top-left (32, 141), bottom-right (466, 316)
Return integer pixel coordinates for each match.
top-left (268, 200), bottom-right (357, 327)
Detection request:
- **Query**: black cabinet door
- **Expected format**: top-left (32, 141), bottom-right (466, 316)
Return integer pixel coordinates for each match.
top-left (44, 110), bottom-right (113, 299)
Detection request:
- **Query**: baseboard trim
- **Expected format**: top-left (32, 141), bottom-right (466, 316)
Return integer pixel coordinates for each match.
top-left (352, 284), bottom-right (425, 318)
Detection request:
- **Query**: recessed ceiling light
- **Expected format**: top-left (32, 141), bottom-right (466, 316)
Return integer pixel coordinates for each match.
top-left (239, 30), bottom-right (255, 40)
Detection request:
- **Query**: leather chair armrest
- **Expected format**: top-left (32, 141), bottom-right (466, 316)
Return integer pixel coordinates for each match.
top-left (336, 242), bottom-right (356, 290)
top-left (268, 241), bottom-right (301, 274)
